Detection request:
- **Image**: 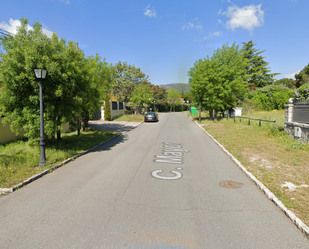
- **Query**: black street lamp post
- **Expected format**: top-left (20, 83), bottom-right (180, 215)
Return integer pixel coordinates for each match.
top-left (34, 69), bottom-right (48, 167)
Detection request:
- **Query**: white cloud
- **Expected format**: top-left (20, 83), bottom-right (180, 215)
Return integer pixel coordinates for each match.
top-left (220, 4), bottom-right (264, 34)
top-left (182, 18), bottom-right (203, 31)
top-left (203, 31), bottom-right (223, 40)
top-left (0, 18), bottom-right (54, 38)
top-left (0, 18), bottom-right (24, 35)
top-left (144, 4), bottom-right (156, 18)
top-left (284, 70), bottom-right (300, 79)
top-left (42, 27), bottom-right (54, 38)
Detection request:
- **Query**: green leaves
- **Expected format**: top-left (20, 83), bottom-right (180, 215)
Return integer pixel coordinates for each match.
top-left (294, 63), bottom-right (309, 88)
top-left (0, 18), bottom-right (111, 142)
top-left (242, 40), bottom-right (278, 89)
top-left (188, 43), bottom-right (248, 117)
top-left (130, 83), bottom-right (153, 112)
top-left (111, 61), bottom-right (149, 102)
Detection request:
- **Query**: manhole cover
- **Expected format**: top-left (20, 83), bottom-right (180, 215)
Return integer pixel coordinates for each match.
top-left (219, 180), bottom-right (243, 189)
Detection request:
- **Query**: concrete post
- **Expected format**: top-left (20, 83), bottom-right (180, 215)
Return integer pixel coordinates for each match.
top-left (285, 104), bottom-right (293, 123)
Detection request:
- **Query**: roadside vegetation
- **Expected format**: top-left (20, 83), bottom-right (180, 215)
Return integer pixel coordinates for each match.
top-left (1, 16), bottom-right (309, 228)
top-left (190, 110), bottom-right (309, 227)
top-left (113, 114), bottom-right (144, 122)
top-left (0, 129), bottom-right (115, 189)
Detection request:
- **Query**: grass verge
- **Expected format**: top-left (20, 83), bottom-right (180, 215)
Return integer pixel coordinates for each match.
top-left (114, 114), bottom-right (144, 122)
top-left (113, 114), bottom-right (144, 122)
top-left (0, 129), bottom-right (116, 189)
top-left (191, 110), bottom-right (309, 227)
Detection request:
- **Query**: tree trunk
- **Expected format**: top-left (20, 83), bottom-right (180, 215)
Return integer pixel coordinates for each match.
top-left (82, 111), bottom-right (89, 132)
top-left (77, 116), bottom-right (80, 136)
top-left (214, 110), bottom-right (218, 121)
top-left (57, 130), bottom-right (61, 141)
top-left (209, 110), bottom-right (213, 121)
top-left (57, 116), bottom-right (61, 141)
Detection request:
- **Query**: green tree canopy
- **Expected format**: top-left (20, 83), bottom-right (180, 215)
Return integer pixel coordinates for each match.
top-left (81, 54), bottom-right (112, 129)
top-left (189, 43), bottom-right (248, 120)
top-left (111, 61), bottom-right (149, 102)
top-left (129, 83), bottom-right (153, 113)
top-left (147, 83), bottom-right (167, 107)
top-left (242, 40), bottom-right (278, 89)
top-left (167, 88), bottom-right (180, 112)
top-left (0, 18), bottom-right (106, 142)
top-left (294, 63), bottom-right (309, 88)
top-left (273, 78), bottom-right (295, 89)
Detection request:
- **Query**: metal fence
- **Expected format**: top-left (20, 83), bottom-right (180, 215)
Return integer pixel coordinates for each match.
top-left (233, 116), bottom-right (277, 129)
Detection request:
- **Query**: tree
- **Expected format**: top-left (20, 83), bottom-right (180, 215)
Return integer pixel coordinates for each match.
top-left (0, 18), bottom-right (89, 142)
top-left (110, 61), bottom-right (149, 102)
top-left (130, 83), bottom-right (153, 114)
top-left (167, 88), bottom-right (180, 112)
top-left (147, 83), bottom-right (167, 111)
top-left (294, 63), bottom-right (309, 88)
top-left (189, 43), bottom-right (248, 120)
top-left (273, 78), bottom-right (295, 89)
top-left (81, 55), bottom-right (112, 130)
top-left (242, 40), bottom-right (278, 89)
top-left (188, 58), bottom-right (213, 120)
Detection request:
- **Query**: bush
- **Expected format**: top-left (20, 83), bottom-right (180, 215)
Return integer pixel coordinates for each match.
top-left (293, 83), bottom-right (309, 103)
top-left (246, 85), bottom-right (293, 111)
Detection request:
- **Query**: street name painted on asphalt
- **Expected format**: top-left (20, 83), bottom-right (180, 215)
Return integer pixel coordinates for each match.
top-left (151, 142), bottom-right (189, 180)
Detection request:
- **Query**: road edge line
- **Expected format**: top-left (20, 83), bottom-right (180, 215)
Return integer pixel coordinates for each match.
top-left (194, 120), bottom-right (309, 238)
top-left (0, 121), bottom-right (143, 196)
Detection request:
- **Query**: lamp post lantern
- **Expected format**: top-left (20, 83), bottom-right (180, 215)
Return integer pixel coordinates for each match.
top-left (34, 69), bottom-right (47, 167)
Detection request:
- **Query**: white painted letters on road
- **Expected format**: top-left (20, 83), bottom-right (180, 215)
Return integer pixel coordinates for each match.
top-left (151, 169), bottom-right (182, 180)
top-left (152, 142), bottom-right (189, 180)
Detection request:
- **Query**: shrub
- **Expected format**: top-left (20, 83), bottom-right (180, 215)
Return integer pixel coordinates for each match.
top-left (246, 85), bottom-right (293, 111)
top-left (293, 84), bottom-right (309, 103)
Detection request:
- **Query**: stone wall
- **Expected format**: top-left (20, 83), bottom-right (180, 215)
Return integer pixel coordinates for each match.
top-left (0, 117), bottom-right (21, 144)
top-left (0, 118), bottom-right (70, 144)
top-left (284, 104), bottom-right (309, 143)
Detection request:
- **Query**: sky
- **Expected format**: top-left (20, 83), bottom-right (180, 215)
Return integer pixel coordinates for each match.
top-left (0, 0), bottom-right (308, 86)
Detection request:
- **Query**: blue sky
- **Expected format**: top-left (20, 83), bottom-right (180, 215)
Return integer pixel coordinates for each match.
top-left (0, 0), bottom-right (308, 85)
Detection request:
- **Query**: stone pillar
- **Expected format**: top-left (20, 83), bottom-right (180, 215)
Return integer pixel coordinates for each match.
top-left (285, 104), bottom-right (293, 123)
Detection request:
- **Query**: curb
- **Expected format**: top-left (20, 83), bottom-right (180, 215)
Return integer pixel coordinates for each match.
top-left (194, 120), bottom-right (309, 238)
top-left (0, 122), bottom-right (143, 196)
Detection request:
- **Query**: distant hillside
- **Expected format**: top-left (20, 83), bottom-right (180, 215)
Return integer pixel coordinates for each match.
top-left (160, 83), bottom-right (190, 94)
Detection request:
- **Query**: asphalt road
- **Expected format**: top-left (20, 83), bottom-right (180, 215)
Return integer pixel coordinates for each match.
top-left (0, 113), bottom-right (308, 249)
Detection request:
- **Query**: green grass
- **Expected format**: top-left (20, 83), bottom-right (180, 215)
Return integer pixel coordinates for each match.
top-left (0, 114), bottom-right (143, 190)
top-left (190, 110), bottom-right (309, 226)
top-left (0, 129), bottom-right (116, 189)
top-left (113, 114), bottom-right (144, 122)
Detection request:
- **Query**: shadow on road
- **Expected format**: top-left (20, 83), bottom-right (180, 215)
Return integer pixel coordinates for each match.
top-left (88, 121), bottom-right (141, 133)
top-left (88, 133), bottom-right (129, 154)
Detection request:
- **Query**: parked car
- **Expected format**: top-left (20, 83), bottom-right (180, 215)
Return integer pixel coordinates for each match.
top-left (144, 112), bottom-right (159, 122)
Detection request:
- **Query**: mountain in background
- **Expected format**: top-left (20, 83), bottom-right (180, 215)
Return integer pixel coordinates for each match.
top-left (160, 83), bottom-right (190, 94)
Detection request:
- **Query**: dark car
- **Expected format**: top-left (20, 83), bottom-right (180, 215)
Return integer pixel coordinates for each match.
top-left (144, 112), bottom-right (159, 122)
